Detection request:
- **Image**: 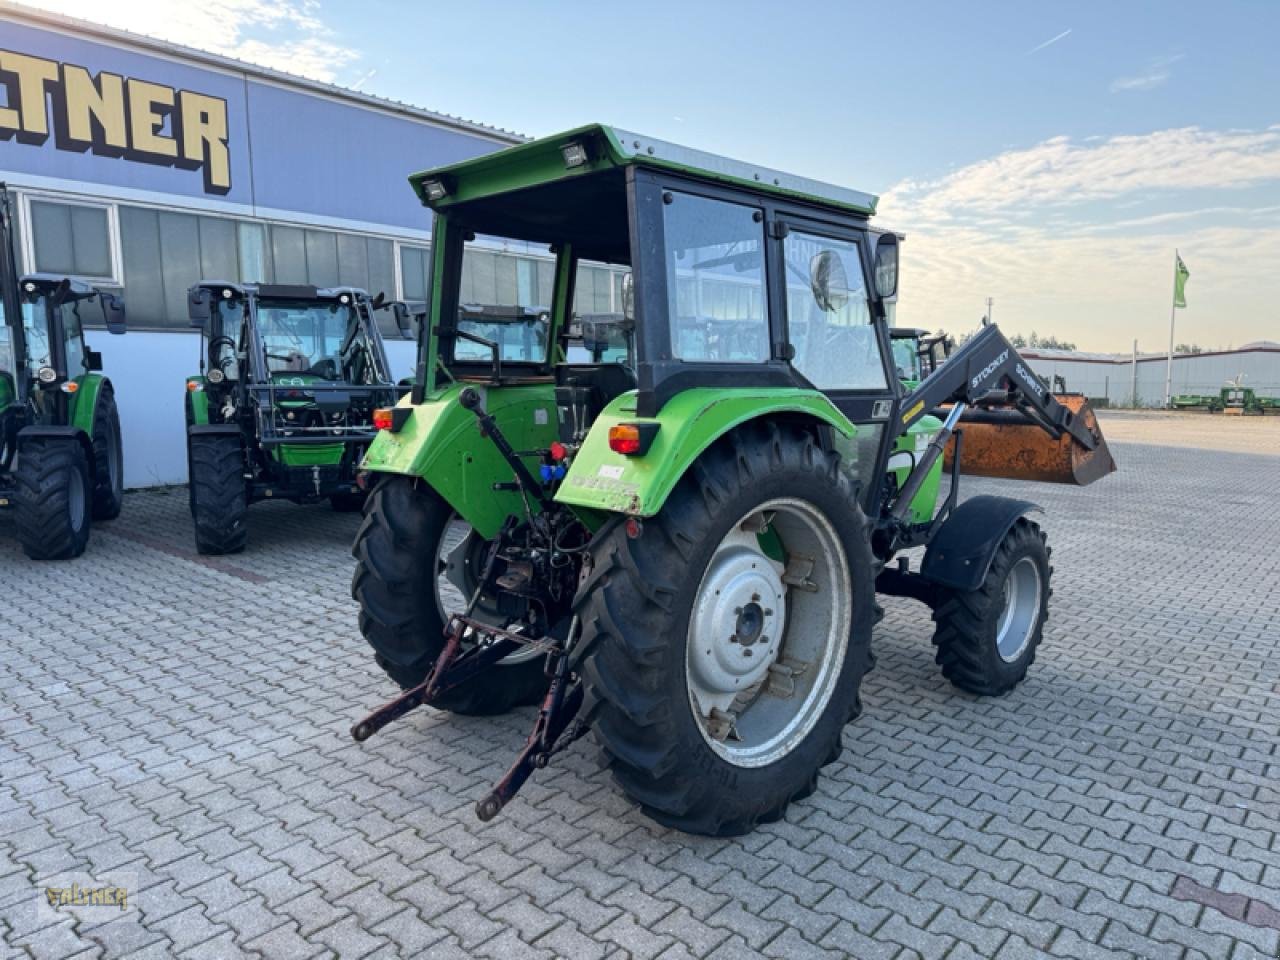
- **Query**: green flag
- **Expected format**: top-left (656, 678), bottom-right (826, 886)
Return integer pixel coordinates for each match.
top-left (1174, 252), bottom-right (1190, 308)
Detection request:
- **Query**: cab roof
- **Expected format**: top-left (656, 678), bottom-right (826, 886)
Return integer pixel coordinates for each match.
top-left (409, 124), bottom-right (879, 218)
top-left (191, 282), bottom-right (374, 302)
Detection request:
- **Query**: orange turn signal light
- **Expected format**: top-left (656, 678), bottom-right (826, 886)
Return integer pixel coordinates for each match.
top-left (607, 422), bottom-right (659, 456)
top-left (186, 380), bottom-right (202, 392)
top-left (373, 407), bottom-right (394, 431)
top-left (60, 381), bottom-right (79, 394)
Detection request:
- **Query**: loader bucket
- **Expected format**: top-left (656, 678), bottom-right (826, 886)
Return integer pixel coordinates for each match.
top-left (944, 394), bottom-right (1117, 486)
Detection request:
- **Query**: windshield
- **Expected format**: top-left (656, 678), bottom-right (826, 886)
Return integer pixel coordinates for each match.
top-left (257, 300), bottom-right (382, 383)
top-left (451, 234), bottom-right (553, 365)
top-left (892, 337), bottom-right (922, 382)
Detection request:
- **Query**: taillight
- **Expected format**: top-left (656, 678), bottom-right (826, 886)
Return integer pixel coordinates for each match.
top-left (373, 408), bottom-right (394, 430)
top-left (607, 422), bottom-right (659, 456)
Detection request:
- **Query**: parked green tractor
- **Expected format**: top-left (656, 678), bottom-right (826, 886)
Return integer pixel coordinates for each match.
top-left (350, 126), bottom-right (1116, 835)
top-left (0, 184), bottom-right (127, 560)
top-left (890, 326), bottom-right (953, 389)
top-left (184, 282), bottom-right (405, 554)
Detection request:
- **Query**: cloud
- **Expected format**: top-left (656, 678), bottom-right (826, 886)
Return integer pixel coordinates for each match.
top-left (19, 0), bottom-right (360, 82)
top-left (880, 126), bottom-right (1280, 226)
top-left (1110, 54), bottom-right (1184, 93)
top-left (877, 127), bottom-right (1280, 351)
top-left (1026, 28), bottom-right (1072, 56)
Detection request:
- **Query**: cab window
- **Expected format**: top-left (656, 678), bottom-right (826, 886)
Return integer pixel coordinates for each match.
top-left (454, 234), bottom-right (552, 364)
top-left (662, 192), bottom-right (768, 363)
top-left (61, 302), bottom-right (86, 379)
top-left (784, 231), bottom-right (886, 390)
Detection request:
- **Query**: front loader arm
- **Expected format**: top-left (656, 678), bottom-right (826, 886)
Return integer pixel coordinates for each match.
top-left (897, 324), bottom-right (1097, 451)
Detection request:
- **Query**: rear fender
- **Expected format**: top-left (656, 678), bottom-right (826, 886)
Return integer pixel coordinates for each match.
top-left (555, 388), bottom-right (855, 517)
top-left (360, 381), bottom-right (560, 538)
top-left (920, 494), bottom-right (1042, 591)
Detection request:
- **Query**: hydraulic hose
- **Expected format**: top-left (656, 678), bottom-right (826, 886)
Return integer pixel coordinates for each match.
top-left (890, 402), bottom-right (967, 523)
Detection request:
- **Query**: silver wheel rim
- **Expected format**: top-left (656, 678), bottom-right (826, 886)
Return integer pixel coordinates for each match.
top-left (434, 513), bottom-right (542, 666)
top-left (67, 467), bottom-right (86, 531)
top-left (685, 498), bottom-right (851, 768)
top-left (996, 556), bottom-right (1042, 663)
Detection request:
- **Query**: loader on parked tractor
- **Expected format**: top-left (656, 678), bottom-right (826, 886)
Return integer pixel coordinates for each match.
top-left (184, 282), bottom-right (407, 554)
top-left (349, 126), bottom-right (1117, 835)
top-left (0, 184), bottom-right (127, 561)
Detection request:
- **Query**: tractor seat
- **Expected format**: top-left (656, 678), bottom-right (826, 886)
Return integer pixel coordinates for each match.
top-left (555, 363), bottom-right (637, 407)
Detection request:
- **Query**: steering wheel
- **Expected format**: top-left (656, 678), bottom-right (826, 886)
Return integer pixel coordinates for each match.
top-left (308, 357), bottom-right (340, 380)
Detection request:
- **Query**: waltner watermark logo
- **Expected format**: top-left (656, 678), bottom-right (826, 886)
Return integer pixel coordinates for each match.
top-left (37, 871), bottom-right (135, 924)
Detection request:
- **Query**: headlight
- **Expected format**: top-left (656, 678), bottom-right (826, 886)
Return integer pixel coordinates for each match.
top-left (37, 366), bottom-right (57, 384)
top-left (207, 369), bottom-right (225, 384)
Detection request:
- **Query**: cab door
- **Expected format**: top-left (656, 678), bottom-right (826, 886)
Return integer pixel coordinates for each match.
top-left (773, 218), bottom-right (897, 509)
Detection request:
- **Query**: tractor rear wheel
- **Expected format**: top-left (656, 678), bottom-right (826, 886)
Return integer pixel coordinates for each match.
top-left (930, 518), bottom-right (1051, 696)
top-left (14, 438), bottom-right (92, 561)
top-left (189, 432), bottom-right (248, 555)
top-left (350, 475), bottom-right (547, 715)
top-left (575, 424), bottom-right (874, 836)
top-left (90, 383), bottom-right (125, 521)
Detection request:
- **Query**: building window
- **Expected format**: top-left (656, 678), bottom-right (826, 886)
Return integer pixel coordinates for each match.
top-left (28, 198), bottom-right (114, 280)
top-left (399, 244), bottom-right (431, 304)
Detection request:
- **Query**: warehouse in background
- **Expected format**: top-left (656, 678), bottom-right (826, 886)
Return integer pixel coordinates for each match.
top-left (1023, 342), bottom-right (1280, 408)
top-left (0, 5), bottom-right (628, 486)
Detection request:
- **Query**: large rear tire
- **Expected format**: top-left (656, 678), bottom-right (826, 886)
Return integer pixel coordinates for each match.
top-left (350, 474), bottom-right (547, 715)
top-left (189, 432), bottom-right (248, 555)
top-left (90, 383), bottom-right (125, 521)
top-left (575, 424), bottom-right (874, 836)
top-left (14, 438), bottom-right (92, 561)
top-left (930, 518), bottom-right (1052, 696)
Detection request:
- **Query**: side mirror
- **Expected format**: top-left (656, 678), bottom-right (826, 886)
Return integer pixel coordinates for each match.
top-left (391, 301), bottom-right (413, 339)
top-left (188, 287), bottom-right (213, 327)
top-left (86, 348), bottom-right (103, 371)
top-left (101, 292), bottom-right (127, 335)
top-left (809, 250), bottom-right (850, 312)
top-left (874, 234), bottom-right (899, 300)
top-left (620, 273), bottom-right (635, 322)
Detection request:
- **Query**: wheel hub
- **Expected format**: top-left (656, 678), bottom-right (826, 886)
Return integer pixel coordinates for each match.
top-left (688, 540), bottom-right (787, 706)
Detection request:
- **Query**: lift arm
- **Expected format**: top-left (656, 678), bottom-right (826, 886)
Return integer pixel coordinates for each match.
top-left (897, 323), bottom-right (1098, 452)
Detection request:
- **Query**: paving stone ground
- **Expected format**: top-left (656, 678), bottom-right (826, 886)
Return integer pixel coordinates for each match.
top-left (1, 410), bottom-right (1278, 959)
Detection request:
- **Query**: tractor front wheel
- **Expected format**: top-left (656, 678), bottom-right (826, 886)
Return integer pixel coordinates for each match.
top-left (91, 382), bottom-right (125, 521)
top-left (188, 432), bottom-right (248, 555)
top-left (14, 438), bottom-right (92, 561)
top-left (930, 518), bottom-right (1052, 696)
top-left (350, 475), bottom-right (547, 715)
top-left (575, 424), bottom-right (874, 836)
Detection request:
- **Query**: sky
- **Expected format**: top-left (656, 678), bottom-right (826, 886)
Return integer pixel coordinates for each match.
top-left (19, 0), bottom-right (1280, 352)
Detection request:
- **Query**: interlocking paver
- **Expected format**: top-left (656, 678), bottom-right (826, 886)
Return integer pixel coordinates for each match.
top-left (1, 411), bottom-right (1278, 959)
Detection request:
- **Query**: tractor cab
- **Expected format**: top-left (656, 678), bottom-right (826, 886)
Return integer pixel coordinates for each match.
top-left (183, 282), bottom-right (407, 553)
top-left (0, 183), bottom-right (128, 560)
top-left (890, 327), bottom-right (953, 390)
top-left (2, 274), bottom-right (125, 425)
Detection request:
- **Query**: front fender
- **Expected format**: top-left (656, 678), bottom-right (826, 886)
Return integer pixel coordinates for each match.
top-left (920, 494), bottom-right (1042, 591)
top-left (555, 387), bottom-right (855, 517)
top-left (361, 380), bottom-right (560, 538)
top-left (69, 373), bottom-right (106, 434)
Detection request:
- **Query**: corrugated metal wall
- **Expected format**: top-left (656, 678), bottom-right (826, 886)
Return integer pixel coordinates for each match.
top-left (1024, 349), bottom-right (1280, 406)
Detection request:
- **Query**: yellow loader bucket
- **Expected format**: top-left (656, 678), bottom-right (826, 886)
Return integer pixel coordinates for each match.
top-left (944, 394), bottom-right (1117, 486)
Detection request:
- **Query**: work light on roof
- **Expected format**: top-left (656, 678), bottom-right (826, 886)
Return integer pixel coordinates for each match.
top-left (221, 288), bottom-right (233, 299)
top-left (423, 178), bottom-right (449, 202)
top-left (561, 141), bottom-right (589, 169)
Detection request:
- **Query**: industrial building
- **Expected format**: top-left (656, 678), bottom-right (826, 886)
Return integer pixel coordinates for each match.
top-left (0, 5), bottom-right (629, 486)
top-left (1023, 341), bottom-right (1280, 407)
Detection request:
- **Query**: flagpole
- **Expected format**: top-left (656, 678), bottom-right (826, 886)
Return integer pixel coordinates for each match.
top-left (1164, 249), bottom-right (1177, 408)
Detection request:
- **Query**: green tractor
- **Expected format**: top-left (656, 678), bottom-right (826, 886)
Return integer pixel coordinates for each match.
top-left (890, 326), bottom-right (953, 390)
top-left (350, 126), bottom-right (1116, 835)
top-left (0, 184), bottom-right (127, 560)
top-left (183, 282), bottom-right (406, 554)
